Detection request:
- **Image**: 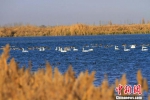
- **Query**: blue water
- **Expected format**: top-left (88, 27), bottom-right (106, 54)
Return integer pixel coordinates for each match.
top-left (0, 34), bottom-right (150, 96)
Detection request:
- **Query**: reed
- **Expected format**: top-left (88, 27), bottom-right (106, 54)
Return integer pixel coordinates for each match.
top-left (0, 23), bottom-right (150, 37)
top-left (0, 44), bottom-right (149, 100)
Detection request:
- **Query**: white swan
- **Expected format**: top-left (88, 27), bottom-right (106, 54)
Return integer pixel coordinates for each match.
top-left (60, 48), bottom-right (67, 52)
top-left (22, 48), bottom-right (28, 52)
top-left (73, 47), bottom-right (78, 51)
top-left (142, 46), bottom-right (148, 51)
top-left (82, 48), bottom-right (93, 52)
top-left (39, 47), bottom-right (45, 51)
top-left (130, 45), bottom-right (136, 49)
top-left (115, 46), bottom-right (119, 50)
top-left (82, 48), bottom-right (89, 52)
top-left (123, 46), bottom-right (130, 51)
top-left (40, 47), bottom-right (45, 51)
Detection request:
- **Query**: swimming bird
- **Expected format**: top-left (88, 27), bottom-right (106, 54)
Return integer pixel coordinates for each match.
top-left (73, 47), bottom-right (78, 51)
top-left (123, 46), bottom-right (130, 51)
top-left (115, 45), bottom-right (119, 50)
top-left (82, 48), bottom-right (89, 52)
top-left (141, 46), bottom-right (148, 51)
top-left (60, 48), bottom-right (67, 52)
top-left (82, 48), bottom-right (93, 52)
top-left (22, 48), bottom-right (28, 52)
top-left (39, 47), bottom-right (45, 51)
top-left (130, 45), bottom-right (136, 49)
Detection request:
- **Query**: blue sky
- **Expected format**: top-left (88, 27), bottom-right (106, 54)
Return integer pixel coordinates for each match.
top-left (0, 0), bottom-right (150, 26)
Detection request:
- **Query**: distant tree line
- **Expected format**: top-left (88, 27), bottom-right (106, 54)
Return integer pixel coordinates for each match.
top-left (0, 23), bottom-right (150, 37)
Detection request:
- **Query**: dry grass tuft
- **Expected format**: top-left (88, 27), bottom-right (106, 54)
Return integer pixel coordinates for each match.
top-left (0, 44), bottom-right (149, 100)
top-left (137, 70), bottom-right (149, 92)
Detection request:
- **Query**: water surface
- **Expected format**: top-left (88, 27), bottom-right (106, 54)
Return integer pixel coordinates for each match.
top-left (0, 34), bottom-right (150, 95)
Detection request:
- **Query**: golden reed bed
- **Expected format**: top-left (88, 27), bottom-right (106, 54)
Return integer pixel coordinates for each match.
top-left (0, 23), bottom-right (150, 37)
top-left (0, 44), bottom-right (149, 100)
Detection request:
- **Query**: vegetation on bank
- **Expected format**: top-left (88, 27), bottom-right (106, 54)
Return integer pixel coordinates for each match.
top-left (0, 44), bottom-right (149, 100)
top-left (0, 23), bottom-right (150, 37)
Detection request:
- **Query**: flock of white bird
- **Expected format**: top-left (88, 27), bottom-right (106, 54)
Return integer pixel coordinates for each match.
top-left (115, 44), bottom-right (148, 51)
top-left (55, 46), bottom-right (93, 52)
top-left (0, 44), bottom-right (149, 53)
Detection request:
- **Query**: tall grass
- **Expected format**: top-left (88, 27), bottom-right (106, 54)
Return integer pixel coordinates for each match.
top-left (0, 44), bottom-right (149, 100)
top-left (0, 23), bottom-right (150, 37)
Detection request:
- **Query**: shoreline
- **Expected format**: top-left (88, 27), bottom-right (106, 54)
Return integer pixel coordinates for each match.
top-left (0, 33), bottom-right (150, 39)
